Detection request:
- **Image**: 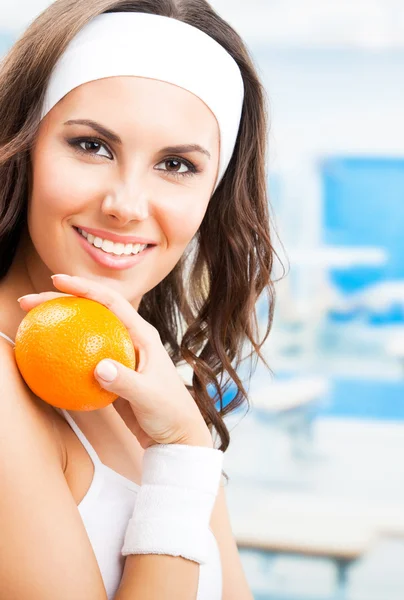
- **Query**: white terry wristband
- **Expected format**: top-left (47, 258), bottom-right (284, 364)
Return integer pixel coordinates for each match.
top-left (121, 443), bottom-right (224, 564)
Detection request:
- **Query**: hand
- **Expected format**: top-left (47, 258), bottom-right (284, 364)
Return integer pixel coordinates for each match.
top-left (18, 274), bottom-right (213, 449)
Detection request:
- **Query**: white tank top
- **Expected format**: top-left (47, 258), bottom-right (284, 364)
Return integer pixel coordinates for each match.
top-left (0, 330), bottom-right (222, 600)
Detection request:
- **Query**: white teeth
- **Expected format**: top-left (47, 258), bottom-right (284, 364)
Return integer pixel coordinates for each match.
top-left (101, 239), bottom-right (114, 253)
top-left (77, 228), bottom-right (148, 256)
top-left (112, 243), bottom-right (125, 256)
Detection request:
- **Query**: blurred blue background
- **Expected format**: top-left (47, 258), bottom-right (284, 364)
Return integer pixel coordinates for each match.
top-left (212, 3), bottom-right (404, 600)
top-left (2, 1), bottom-right (404, 598)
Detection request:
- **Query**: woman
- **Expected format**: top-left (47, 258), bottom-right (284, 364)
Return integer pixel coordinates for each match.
top-left (0, 0), bottom-right (275, 598)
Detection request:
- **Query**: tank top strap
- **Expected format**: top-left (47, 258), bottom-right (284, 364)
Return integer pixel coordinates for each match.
top-left (54, 407), bottom-right (102, 467)
top-left (0, 331), bottom-right (15, 347)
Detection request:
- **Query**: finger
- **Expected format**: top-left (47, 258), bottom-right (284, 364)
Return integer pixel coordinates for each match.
top-left (18, 292), bottom-right (72, 311)
top-left (94, 360), bottom-right (152, 445)
top-left (94, 358), bottom-right (206, 448)
top-left (94, 358), bottom-right (143, 404)
top-left (51, 274), bottom-right (158, 347)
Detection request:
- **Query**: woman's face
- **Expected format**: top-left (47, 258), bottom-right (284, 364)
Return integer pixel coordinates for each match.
top-left (26, 76), bottom-right (220, 307)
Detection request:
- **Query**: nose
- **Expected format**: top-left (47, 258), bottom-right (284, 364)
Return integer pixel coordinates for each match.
top-left (101, 179), bottom-right (150, 225)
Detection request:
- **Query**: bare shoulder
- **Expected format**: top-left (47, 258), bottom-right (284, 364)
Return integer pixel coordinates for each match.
top-left (0, 340), bottom-right (107, 599)
top-left (0, 340), bottom-right (65, 468)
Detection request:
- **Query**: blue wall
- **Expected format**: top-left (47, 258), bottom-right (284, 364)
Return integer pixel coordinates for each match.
top-left (322, 157), bottom-right (404, 294)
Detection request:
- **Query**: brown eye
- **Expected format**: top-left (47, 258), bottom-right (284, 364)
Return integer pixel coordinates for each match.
top-left (80, 140), bottom-right (111, 157)
top-left (83, 141), bottom-right (101, 153)
top-left (154, 156), bottom-right (197, 178)
top-left (165, 159), bottom-right (182, 171)
top-left (69, 137), bottom-right (113, 159)
top-left (155, 157), bottom-right (194, 175)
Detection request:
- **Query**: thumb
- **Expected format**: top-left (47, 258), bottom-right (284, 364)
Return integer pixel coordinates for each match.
top-left (95, 360), bottom-right (152, 447)
top-left (94, 358), bottom-right (139, 394)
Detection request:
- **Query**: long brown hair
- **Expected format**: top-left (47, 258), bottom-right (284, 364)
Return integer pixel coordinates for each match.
top-left (0, 0), bottom-right (277, 456)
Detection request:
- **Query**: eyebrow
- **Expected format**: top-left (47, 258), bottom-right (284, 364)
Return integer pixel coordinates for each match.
top-left (161, 144), bottom-right (211, 159)
top-left (64, 119), bottom-right (122, 144)
top-left (64, 119), bottom-right (211, 159)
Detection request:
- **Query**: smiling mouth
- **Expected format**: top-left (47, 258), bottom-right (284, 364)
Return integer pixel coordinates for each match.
top-left (74, 226), bottom-right (150, 257)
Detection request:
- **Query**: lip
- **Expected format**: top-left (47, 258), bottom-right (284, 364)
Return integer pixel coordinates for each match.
top-left (74, 226), bottom-right (155, 271)
top-left (76, 225), bottom-right (157, 246)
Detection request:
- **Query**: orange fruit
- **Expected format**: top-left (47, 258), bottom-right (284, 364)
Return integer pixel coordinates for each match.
top-left (15, 296), bottom-right (136, 411)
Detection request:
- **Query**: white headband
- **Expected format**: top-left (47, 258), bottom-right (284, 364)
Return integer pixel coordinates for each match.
top-left (41, 12), bottom-right (244, 191)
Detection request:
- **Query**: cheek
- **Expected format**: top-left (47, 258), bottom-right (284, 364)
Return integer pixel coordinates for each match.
top-left (29, 149), bottom-right (103, 220)
top-left (157, 190), bottom-right (209, 248)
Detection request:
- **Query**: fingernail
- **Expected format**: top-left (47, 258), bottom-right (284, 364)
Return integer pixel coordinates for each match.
top-left (17, 294), bottom-right (36, 302)
top-left (51, 274), bottom-right (71, 280)
top-left (95, 359), bottom-right (118, 382)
